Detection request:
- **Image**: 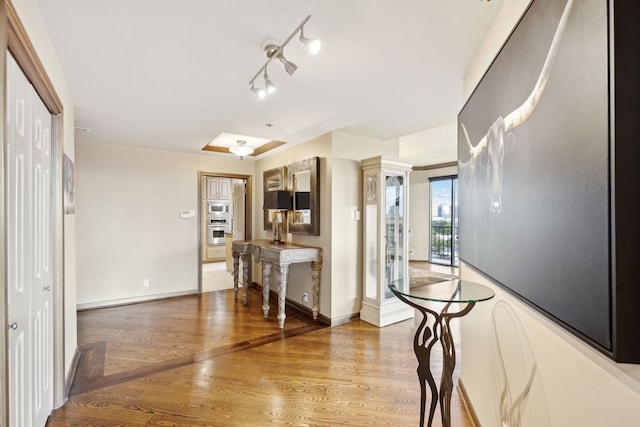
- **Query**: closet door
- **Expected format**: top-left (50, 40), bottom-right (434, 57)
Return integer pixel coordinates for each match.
top-left (6, 51), bottom-right (54, 427)
top-left (7, 49), bottom-right (33, 427)
top-left (30, 75), bottom-right (54, 427)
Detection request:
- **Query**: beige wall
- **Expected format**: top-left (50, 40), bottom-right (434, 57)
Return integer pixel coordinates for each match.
top-left (74, 128), bottom-right (403, 327)
top-left (13, 0), bottom-right (78, 378)
top-left (251, 130), bottom-right (401, 323)
top-left (399, 121), bottom-right (457, 165)
top-left (330, 131), bottom-right (399, 321)
top-left (75, 141), bottom-right (254, 307)
top-left (459, 1), bottom-right (640, 425)
top-left (253, 134), bottom-right (333, 319)
top-left (399, 123), bottom-right (459, 262)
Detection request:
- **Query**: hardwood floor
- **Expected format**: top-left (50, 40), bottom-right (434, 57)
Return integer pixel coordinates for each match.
top-left (46, 287), bottom-right (473, 426)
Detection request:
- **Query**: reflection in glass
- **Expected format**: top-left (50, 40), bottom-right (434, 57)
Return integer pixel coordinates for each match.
top-left (385, 174), bottom-right (404, 298)
top-left (292, 170), bottom-right (311, 224)
top-left (366, 174), bottom-right (377, 201)
top-left (365, 204), bottom-right (378, 300)
top-left (288, 157), bottom-right (320, 235)
top-left (263, 166), bottom-right (287, 231)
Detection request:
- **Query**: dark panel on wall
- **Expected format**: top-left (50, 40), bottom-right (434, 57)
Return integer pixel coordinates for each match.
top-left (612, 0), bottom-right (640, 362)
top-left (458, 0), bottom-right (613, 351)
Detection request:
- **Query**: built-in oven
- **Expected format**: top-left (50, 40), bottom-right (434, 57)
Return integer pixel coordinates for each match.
top-left (207, 217), bottom-right (230, 246)
top-left (208, 201), bottom-right (230, 215)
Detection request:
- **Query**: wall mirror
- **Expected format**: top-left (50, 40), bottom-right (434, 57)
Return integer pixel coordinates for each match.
top-left (263, 166), bottom-right (287, 231)
top-left (288, 157), bottom-right (320, 235)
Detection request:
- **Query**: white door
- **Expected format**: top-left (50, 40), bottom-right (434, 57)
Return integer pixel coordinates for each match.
top-left (7, 52), bottom-right (54, 427)
top-left (30, 73), bottom-right (54, 427)
top-left (7, 47), bottom-right (32, 427)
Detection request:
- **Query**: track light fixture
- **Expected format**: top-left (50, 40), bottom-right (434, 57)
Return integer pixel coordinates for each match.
top-left (277, 51), bottom-right (298, 76)
top-left (250, 81), bottom-right (265, 99)
top-left (248, 15), bottom-right (320, 99)
top-left (299, 26), bottom-right (321, 55)
top-left (264, 68), bottom-right (276, 94)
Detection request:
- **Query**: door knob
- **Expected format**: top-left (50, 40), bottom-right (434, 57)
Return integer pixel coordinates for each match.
top-left (8, 322), bottom-right (17, 330)
top-left (44, 285), bottom-right (51, 291)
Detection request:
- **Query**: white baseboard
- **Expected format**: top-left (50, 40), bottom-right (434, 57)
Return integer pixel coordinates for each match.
top-left (330, 312), bottom-right (360, 326)
top-left (76, 290), bottom-right (198, 311)
top-left (458, 378), bottom-right (482, 427)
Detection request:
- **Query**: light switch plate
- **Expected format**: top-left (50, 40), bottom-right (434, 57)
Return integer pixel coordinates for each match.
top-left (179, 210), bottom-right (195, 219)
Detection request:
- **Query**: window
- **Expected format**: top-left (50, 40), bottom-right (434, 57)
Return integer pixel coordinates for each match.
top-left (429, 176), bottom-right (458, 266)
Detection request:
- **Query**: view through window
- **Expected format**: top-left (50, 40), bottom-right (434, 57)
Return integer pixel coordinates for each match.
top-left (429, 176), bottom-right (458, 266)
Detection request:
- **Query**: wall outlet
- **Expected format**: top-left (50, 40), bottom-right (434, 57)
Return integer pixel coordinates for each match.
top-left (143, 279), bottom-right (150, 287)
top-left (302, 293), bottom-right (309, 303)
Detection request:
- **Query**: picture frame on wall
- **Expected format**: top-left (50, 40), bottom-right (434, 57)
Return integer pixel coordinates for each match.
top-left (263, 166), bottom-right (287, 231)
top-left (63, 154), bottom-right (76, 214)
top-left (458, 0), bottom-right (616, 356)
top-left (288, 157), bottom-right (320, 236)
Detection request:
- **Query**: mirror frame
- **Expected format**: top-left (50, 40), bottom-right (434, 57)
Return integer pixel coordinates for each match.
top-left (263, 166), bottom-right (287, 231)
top-left (288, 157), bottom-right (320, 236)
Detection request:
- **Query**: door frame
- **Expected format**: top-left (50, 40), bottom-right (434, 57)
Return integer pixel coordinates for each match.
top-left (1, 1), bottom-right (66, 424)
top-left (428, 174), bottom-right (458, 266)
top-left (197, 172), bottom-right (252, 293)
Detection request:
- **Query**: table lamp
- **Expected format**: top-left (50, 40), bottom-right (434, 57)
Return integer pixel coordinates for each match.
top-left (264, 190), bottom-right (292, 243)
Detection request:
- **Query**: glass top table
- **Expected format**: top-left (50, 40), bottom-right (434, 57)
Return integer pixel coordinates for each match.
top-left (389, 278), bottom-right (495, 304)
top-left (388, 278), bottom-right (495, 427)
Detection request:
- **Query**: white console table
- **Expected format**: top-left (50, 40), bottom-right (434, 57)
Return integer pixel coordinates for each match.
top-left (231, 239), bottom-right (322, 329)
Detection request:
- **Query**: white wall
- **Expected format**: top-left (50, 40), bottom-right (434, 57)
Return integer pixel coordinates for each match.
top-left (75, 141), bottom-right (253, 307)
top-left (13, 0), bottom-right (78, 378)
top-left (462, 264), bottom-right (640, 426)
top-left (459, 1), bottom-right (640, 425)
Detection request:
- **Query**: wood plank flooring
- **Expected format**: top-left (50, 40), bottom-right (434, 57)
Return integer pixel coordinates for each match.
top-left (46, 286), bottom-right (473, 426)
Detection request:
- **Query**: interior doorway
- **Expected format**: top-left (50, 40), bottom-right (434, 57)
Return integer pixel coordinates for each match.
top-left (429, 175), bottom-right (459, 267)
top-left (198, 172), bottom-right (252, 293)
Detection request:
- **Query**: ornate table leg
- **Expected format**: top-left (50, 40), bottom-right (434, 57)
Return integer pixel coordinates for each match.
top-left (276, 263), bottom-right (290, 329)
top-left (240, 253), bottom-right (251, 305)
top-left (399, 294), bottom-right (440, 427)
top-left (310, 261), bottom-right (322, 320)
top-left (438, 303), bottom-right (474, 427)
top-left (391, 289), bottom-right (475, 427)
top-left (261, 261), bottom-right (272, 319)
top-left (232, 250), bottom-right (240, 300)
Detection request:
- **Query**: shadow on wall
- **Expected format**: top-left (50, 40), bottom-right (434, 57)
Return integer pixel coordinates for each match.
top-left (491, 301), bottom-right (550, 427)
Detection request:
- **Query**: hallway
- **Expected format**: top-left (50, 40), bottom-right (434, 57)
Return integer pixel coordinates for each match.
top-left (47, 288), bottom-right (473, 426)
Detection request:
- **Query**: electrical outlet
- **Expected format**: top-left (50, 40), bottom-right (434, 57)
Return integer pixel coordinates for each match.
top-left (302, 293), bottom-right (308, 303)
top-left (143, 279), bottom-right (150, 287)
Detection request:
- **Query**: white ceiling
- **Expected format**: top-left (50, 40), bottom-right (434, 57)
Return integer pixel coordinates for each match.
top-left (34, 0), bottom-right (503, 158)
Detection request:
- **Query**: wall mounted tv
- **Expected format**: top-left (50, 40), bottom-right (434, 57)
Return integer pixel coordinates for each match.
top-left (458, 0), bottom-right (640, 362)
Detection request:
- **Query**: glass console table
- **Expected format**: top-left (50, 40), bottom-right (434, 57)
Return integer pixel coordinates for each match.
top-left (388, 279), bottom-right (495, 427)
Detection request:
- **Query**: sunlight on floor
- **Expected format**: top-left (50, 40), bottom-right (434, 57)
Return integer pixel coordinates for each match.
top-left (202, 261), bottom-right (235, 293)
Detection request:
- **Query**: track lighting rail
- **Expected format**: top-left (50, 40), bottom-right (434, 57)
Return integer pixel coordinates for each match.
top-left (249, 15), bottom-right (319, 98)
